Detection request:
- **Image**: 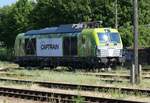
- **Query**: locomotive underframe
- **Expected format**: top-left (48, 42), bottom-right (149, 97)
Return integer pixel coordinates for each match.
top-left (15, 56), bottom-right (123, 68)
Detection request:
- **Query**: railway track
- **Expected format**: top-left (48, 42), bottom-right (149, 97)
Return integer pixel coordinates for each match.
top-left (0, 69), bottom-right (150, 102)
top-left (0, 78), bottom-right (149, 96)
top-left (0, 72), bottom-right (128, 83)
top-left (91, 71), bottom-right (150, 75)
top-left (82, 73), bottom-right (150, 79)
top-left (0, 72), bottom-right (33, 77)
top-left (98, 78), bottom-right (128, 83)
top-left (0, 86), bottom-right (144, 103)
top-left (1, 72), bottom-right (150, 80)
top-left (1, 70), bottom-right (150, 80)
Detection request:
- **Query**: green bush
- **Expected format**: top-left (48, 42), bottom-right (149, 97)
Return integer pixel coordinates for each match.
top-left (119, 27), bottom-right (133, 47)
top-left (119, 26), bottom-right (150, 47)
top-left (0, 47), bottom-right (14, 61)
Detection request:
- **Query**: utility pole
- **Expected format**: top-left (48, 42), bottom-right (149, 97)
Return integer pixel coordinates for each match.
top-left (115, 0), bottom-right (118, 29)
top-left (133, 0), bottom-right (140, 84)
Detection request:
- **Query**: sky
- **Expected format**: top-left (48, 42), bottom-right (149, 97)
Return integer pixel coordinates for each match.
top-left (0, 0), bottom-right (17, 7)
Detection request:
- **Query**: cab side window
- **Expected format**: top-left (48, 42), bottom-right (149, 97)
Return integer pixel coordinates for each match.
top-left (25, 38), bottom-right (36, 55)
top-left (82, 36), bottom-right (85, 44)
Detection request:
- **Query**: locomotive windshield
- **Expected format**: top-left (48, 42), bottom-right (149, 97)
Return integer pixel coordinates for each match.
top-left (98, 32), bottom-right (120, 43)
top-left (98, 33), bottom-right (109, 42)
top-left (109, 33), bottom-right (120, 43)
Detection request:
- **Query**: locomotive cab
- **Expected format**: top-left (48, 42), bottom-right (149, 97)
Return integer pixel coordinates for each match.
top-left (95, 28), bottom-right (123, 64)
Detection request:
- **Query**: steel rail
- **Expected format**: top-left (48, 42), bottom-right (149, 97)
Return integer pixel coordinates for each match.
top-left (0, 86), bottom-right (144, 103)
top-left (99, 78), bottom-right (128, 83)
top-left (0, 78), bottom-right (150, 96)
top-left (84, 73), bottom-right (130, 79)
top-left (0, 72), bottom-right (33, 77)
top-left (83, 71), bottom-right (150, 74)
top-left (83, 73), bottom-right (150, 79)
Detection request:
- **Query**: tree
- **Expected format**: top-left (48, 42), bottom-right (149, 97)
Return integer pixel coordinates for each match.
top-left (29, 0), bottom-right (92, 28)
top-left (0, 0), bottom-right (33, 48)
top-left (0, 5), bottom-right (15, 47)
top-left (0, 0), bottom-right (150, 48)
top-left (139, 0), bottom-right (150, 25)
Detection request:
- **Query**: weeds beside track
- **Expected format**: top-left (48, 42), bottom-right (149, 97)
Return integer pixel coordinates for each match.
top-left (0, 78), bottom-right (150, 96)
top-left (0, 86), bottom-right (145, 103)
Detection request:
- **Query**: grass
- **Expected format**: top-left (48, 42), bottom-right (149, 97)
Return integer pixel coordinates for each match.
top-left (73, 95), bottom-right (85, 103)
top-left (0, 81), bottom-right (35, 89)
top-left (1, 68), bottom-right (150, 89)
top-left (10, 69), bottom-right (104, 85)
top-left (0, 61), bottom-right (18, 70)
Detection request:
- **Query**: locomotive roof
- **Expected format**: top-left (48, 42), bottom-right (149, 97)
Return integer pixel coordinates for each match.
top-left (25, 24), bottom-right (84, 36)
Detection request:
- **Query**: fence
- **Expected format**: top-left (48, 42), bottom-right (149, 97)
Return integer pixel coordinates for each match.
top-left (124, 47), bottom-right (150, 65)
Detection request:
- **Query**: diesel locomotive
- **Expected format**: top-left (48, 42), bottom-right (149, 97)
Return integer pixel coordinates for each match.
top-left (14, 22), bottom-right (124, 68)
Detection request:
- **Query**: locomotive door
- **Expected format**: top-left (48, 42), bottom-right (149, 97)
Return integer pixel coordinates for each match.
top-left (25, 38), bottom-right (36, 56)
top-left (63, 36), bottom-right (77, 56)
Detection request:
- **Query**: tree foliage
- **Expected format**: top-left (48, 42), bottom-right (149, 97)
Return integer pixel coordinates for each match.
top-left (30, 0), bottom-right (92, 28)
top-left (0, 0), bottom-right (33, 48)
top-left (0, 0), bottom-right (150, 48)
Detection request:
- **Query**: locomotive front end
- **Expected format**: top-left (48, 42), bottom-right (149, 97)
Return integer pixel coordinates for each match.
top-left (95, 28), bottom-right (124, 64)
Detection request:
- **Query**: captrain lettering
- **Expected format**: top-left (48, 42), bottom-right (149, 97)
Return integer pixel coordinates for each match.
top-left (41, 44), bottom-right (59, 50)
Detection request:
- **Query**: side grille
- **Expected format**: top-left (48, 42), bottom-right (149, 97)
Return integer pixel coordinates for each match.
top-left (97, 49), bottom-right (121, 57)
top-left (113, 49), bottom-right (121, 57)
top-left (100, 49), bottom-right (108, 57)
